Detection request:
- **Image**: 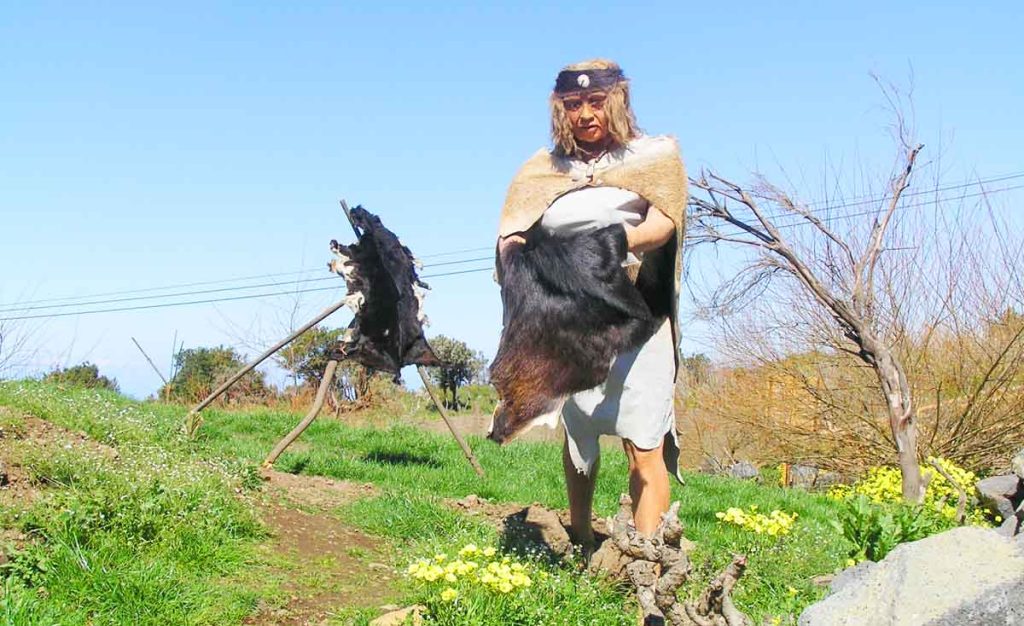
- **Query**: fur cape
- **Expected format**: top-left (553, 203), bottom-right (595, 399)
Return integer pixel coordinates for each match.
top-left (488, 223), bottom-right (660, 443)
top-left (497, 135), bottom-right (688, 366)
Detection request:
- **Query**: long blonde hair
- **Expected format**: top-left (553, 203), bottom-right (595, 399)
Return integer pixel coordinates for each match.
top-left (550, 59), bottom-right (640, 157)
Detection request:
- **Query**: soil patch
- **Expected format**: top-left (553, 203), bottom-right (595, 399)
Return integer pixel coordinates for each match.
top-left (260, 468), bottom-right (377, 510)
top-left (0, 409), bottom-right (118, 507)
top-left (447, 494), bottom-right (611, 558)
top-left (247, 471), bottom-right (397, 625)
top-left (247, 505), bottom-right (397, 625)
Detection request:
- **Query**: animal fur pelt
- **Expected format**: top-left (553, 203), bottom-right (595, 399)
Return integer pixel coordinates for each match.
top-left (488, 223), bottom-right (657, 444)
top-left (328, 206), bottom-right (439, 379)
top-left (497, 135), bottom-right (688, 369)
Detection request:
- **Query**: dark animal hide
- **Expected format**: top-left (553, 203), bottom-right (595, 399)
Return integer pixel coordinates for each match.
top-left (328, 206), bottom-right (439, 380)
top-left (488, 223), bottom-right (657, 444)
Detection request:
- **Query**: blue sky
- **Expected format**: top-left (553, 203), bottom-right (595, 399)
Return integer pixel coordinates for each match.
top-left (2, 1), bottom-right (1022, 397)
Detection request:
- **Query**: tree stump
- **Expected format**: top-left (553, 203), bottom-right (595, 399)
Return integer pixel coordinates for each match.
top-left (605, 496), bottom-right (752, 626)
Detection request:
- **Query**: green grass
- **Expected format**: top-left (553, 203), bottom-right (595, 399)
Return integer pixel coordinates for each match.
top-left (0, 383), bottom-right (266, 625)
top-left (0, 380), bottom-right (851, 624)
top-left (190, 386), bottom-right (847, 621)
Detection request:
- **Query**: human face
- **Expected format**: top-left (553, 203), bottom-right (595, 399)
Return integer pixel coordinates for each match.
top-left (561, 90), bottom-right (608, 146)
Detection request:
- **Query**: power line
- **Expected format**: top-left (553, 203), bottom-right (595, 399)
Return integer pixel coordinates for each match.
top-left (418, 246), bottom-right (493, 259)
top-left (782, 170), bottom-right (1024, 211)
top-left (18, 182), bottom-right (1012, 323)
top-left (0, 255), bottom-right (492, 313)
top-left (0, 256), bottom-right (494, 314)
top-left (687, 183), bottom-right (1024, 242)
top-left (0, 266), bottom-right (494, 322)
top-left (687, 170), bottom-right (1024, 238)
top-left (5, 170), bottom-right (1021, 312)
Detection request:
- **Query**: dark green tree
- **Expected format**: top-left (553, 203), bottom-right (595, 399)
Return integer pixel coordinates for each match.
top-left (274, 325), bottom-right (381, 403)
top-left (427, 335), bottom-right (485, 410)
top-left (276, 326), bottom-right (345, 390)
top-left (164, 346), bottom-right (269, 404)
top-left (43, 362), bottom-right (119, 392)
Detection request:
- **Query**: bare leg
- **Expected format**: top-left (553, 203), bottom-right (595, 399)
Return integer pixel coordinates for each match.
top-left (622, 438), bottom-right (670, 536)
top-left (563, 439), bottom-right (599, 547)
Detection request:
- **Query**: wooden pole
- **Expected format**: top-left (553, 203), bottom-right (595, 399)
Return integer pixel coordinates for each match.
top-left (184, 297), bottom-right (349, 437)
top-left (131, 337), bottom-right (169, 401)
top-left (263, 359), bottom-right (339, 467)
top-left (417, 365), bottom-right (485, 477)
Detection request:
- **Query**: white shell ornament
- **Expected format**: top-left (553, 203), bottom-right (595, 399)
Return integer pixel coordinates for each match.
top-left (577, 74), bottom-right (590, 89)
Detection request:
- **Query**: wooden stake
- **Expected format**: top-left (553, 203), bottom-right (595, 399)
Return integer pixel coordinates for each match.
top-left (263, 359), bottom-right (339, 467)
top-left (184, 297), bottom-right (350, 437)
top-left (417, 365), bottom-right (485, 477)
top-left (131, 337), bottom-right (170, 401)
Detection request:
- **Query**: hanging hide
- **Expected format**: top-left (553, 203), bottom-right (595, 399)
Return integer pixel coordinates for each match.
top-left (488, 223), bottom-right (657, 444)
top-left (328, 206), bottom-right (439, 379)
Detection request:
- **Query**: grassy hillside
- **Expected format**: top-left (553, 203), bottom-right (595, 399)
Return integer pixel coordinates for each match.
top-left (0, 381), bottom-right (852, 624)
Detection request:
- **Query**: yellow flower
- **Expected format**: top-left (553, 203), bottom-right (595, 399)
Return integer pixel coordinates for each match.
top-left (498, 581), bottom-right (514, 593)
top-left (444, 572), bottom-right (457, 582)
top-left (787, 586), bottom-right (798, 597)
top-left (715, 506), bottom-right (797, 535)
top-left (421, 565), bottom-right (444, 582)
top-left (459, 544), bottom-right (480, 558)
top-left (440, 587), bottom-right (458, 602)
top-left (434, 553), bottom-right (447, 563)
top-left (482, 547), bottom-right (497, 557)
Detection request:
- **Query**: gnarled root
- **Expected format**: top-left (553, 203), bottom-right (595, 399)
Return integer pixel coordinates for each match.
top-left (605, 495), bottom-right (752, 626)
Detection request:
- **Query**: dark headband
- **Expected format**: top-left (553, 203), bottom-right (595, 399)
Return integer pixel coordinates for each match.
top-left (553, 68), bottom-right (624, 94)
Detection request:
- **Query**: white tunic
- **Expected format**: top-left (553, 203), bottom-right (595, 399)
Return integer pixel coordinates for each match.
top-left (539, 176), bottom-right (682, 483)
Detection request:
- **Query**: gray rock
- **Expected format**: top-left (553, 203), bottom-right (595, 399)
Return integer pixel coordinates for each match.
top-left (828, 560), bottom-right (877, 595)
top-left (997, 514), bottom-right (1020, 539)
top-left (727, 461), bottom-right (760, 481)
top-left (929, 579), bottom-right (1024, 625)
top-left (1014, 448), bottom-right (1024, 481)
top-left (788, 464), bottom-right (843, 490)
top-left (977, 474), bottom-right (1024, 520)
top-left (788, 465), bottom-right (819, 489)
top-left (811, 469), bottom-right (843, 490)
top-left (698, 456), bottom-right (726, 474)
top-left (799, 527), bottom-right (1024, 626)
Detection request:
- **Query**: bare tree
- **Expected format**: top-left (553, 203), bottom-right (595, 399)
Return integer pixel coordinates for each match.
top-left (0, 318), bottom-right (38, 380)
top-left (689, 108), bottom-right (928, 500)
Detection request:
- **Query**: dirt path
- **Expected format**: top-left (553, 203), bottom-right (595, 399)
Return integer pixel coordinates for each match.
top-left (246, 470), bottom-right (399, 626)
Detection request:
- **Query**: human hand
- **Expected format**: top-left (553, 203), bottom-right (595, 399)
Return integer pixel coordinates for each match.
top-left (498, 233), bottom-right (526, 258)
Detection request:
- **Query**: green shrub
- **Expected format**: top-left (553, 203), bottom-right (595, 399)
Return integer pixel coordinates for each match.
top-left (833, 495), bottom-right (949, 562)
top-left (163, 345), bottom-right (271, 404)
top-left (42, 362), bottom-right (119, 392)
top-left (828, 456), bottom-right (997, 563)
top-left (827, 456), bottom-right (993, 526)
